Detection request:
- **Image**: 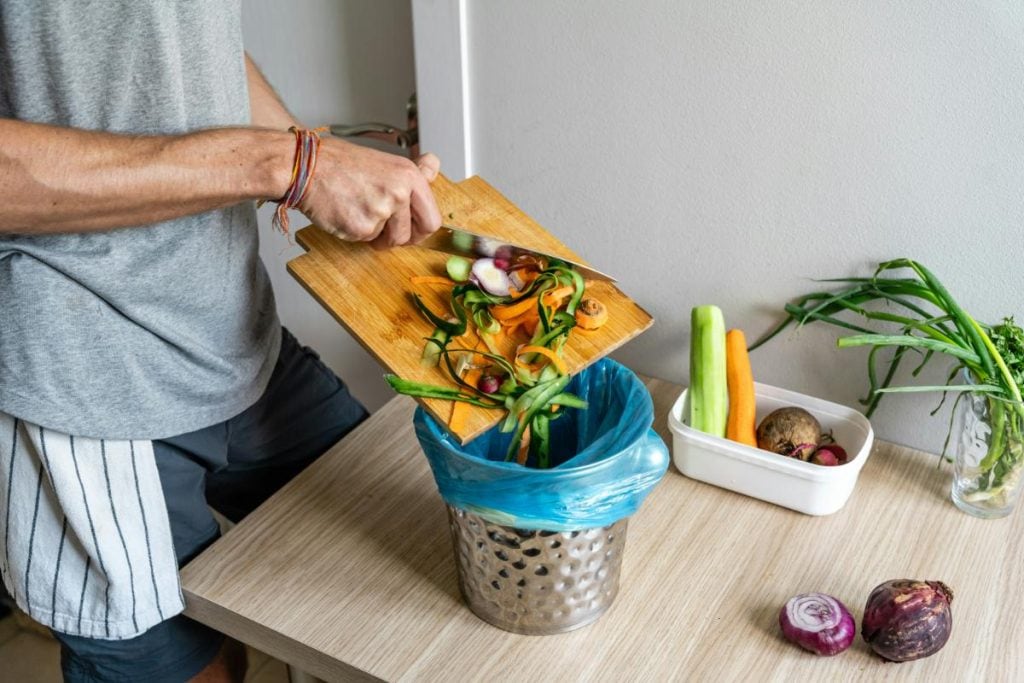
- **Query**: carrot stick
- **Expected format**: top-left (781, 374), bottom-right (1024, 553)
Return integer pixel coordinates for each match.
top-left (725, 329), bottom-right (757, 447)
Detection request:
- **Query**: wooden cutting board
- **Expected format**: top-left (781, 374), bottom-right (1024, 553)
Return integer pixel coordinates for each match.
top-left (286, 174), bottom-right (653, 443)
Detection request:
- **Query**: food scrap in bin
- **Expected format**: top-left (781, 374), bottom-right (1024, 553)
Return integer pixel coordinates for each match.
top-left (386, 252), bottom-right (608, 468)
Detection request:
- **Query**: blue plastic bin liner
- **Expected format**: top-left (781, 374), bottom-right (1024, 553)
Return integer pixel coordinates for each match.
top-left (414, 358), bottom-right (669, 530)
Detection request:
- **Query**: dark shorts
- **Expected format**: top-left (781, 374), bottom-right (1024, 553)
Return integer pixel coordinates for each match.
top-left (51, 328), bottom-right (369, 682)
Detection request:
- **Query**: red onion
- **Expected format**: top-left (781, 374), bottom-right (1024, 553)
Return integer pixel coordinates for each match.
top-left (492, 245), bottom-right (514, 267)
top-left (813, 444), bottom-right (848, 465)
top-left (469, 258), bottom-right (511, 296)
top-left (477, 374), bottom-right (501, 395)
top-left (779, 593), bottom-right (855, 656)
top-left (810, 449), bottom-right (839, 466)
top-left (862, 579), bottom-right (953, 662)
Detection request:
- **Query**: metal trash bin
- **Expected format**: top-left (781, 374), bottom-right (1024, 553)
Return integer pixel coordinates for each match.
top-left (447, 505), bottom-right (628, 635)
top-left (414, 360), bottom-right (669, 635)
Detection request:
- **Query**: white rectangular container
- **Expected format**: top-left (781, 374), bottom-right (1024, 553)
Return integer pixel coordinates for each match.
top-left (668, 383), bottom-right (874, 516)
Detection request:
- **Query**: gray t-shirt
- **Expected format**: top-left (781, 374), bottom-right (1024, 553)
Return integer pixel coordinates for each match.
top-left (0, 1), bottom-right (281, 439)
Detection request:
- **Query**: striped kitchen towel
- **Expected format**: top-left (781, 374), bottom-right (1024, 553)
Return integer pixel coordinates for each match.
top-left (0, 412), bottom-right (183, 639)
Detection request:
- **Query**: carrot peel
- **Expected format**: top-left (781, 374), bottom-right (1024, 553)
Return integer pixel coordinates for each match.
top-left (411, 275), bottom-right (456, 286)
top-left (516, 345), bottom-right (569, 375)
top-left (491, 296), bottom-right (539, 321)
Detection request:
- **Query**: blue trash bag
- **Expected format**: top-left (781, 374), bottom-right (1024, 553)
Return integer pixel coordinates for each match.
top-left (413, 358), bottom-right (670, 530)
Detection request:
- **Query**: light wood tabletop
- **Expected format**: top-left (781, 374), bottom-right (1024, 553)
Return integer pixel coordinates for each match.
top-left (180, 376), bottom-right (1022, 682)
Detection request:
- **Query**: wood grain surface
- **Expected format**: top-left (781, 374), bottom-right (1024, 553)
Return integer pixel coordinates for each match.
top-left (285, 174), bottom-right (653, 443)
top-left (181, 376), bottom-right (1022, 682)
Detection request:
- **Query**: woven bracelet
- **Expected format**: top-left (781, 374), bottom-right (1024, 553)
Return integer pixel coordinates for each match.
top-left (268, 126), bottom-right (327, 235)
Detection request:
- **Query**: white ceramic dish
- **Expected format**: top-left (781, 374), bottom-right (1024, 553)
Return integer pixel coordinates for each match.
top-left (667, 382), bottom-right (874, 516)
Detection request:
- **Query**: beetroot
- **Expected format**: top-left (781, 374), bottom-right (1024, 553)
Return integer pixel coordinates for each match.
top-left (757, 407), bottom-right (822, 456)
top-left (862, 579), bottom-right (953, 662)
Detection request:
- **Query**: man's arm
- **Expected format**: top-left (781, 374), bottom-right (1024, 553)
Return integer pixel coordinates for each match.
top-left (1, 50), bottom-right (441, 240)
top-left (246, 53), bottom-right (300, 130)
top-left (0, 120), bottom-right (294, 234)
top-left (0, 119), bottom-right (440, 240)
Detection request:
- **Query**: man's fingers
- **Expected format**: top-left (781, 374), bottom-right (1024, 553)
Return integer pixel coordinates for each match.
top-left (415, 153), bottom-right (441, 182)
top-left (300, 141), bottom-right (442, 246)
top-left (409, 177), bottom-right (442, 243)
top-left (371, 206), bottom-right (412, 250)
top-left (362, 218), bottom-right (387, 243)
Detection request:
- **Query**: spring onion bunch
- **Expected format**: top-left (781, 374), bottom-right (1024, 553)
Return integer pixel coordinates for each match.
top-left (750, 258), bottom-right (1024, 504)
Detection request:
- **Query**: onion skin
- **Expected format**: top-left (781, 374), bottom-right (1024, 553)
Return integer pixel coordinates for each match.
top-left (779, 593), bottom-right (856, 656)
top-left (862, 579), bottom-right (953, 662)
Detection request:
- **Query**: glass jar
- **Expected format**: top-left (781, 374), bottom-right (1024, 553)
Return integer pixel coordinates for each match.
top-left (951, 389), bottom-right (1024, 518)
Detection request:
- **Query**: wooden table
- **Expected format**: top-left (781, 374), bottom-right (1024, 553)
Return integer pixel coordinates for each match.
top-left (180, 377), bottom-right (1021, 682)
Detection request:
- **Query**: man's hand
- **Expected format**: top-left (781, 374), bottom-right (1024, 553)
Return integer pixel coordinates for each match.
top-left (297, 138), bottom-right (442, 248)
top-left (246, 52), bottom-right (442, 248)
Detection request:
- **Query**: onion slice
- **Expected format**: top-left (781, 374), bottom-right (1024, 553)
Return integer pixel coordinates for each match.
top-left (779, 593), bottom-right (856, 656)
top-left (470, 258), bottom-right (511, 297)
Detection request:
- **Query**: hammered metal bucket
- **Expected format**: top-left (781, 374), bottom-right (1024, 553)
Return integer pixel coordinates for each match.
top-left (446, 505), bottom-right (628, 635)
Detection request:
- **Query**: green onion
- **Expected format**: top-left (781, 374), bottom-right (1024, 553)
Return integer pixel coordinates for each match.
top-left (751, 259), bottom-right (1024, 503)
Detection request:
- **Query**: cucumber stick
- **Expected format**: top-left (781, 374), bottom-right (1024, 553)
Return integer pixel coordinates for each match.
top-left (689, 305), bottom-right (728, 436)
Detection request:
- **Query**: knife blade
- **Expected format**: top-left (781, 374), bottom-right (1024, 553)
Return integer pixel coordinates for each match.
top-left (417, 224), bottom-right (617, 283)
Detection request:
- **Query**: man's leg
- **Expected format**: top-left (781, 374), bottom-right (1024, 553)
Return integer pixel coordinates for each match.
top-left (49, 328), bottom-right (367, 681)
top-left (49, 433), bottom-right (231, 682)
top-left (206, 328), bottom-right (368, 522)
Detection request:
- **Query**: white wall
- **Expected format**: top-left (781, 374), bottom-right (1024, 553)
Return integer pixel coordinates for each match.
top-left (242, 0), bottom-right (416, 412)
top-left (240, 1), bottom-right (1024, 453)
top-left (461, 2), bottom-right (1024, 453)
